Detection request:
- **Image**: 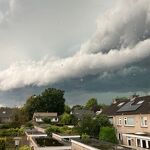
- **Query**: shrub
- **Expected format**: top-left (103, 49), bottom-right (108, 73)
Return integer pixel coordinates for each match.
top-left (42, 117), bottom-right (51, 124)
top-left (46, 125), bottom-right (61, 136)
top-left (99, 127), bottom-right (118, 144)
top-left (0, 138), bottom-right (6, 150)
top-left (81, 133), bottom-right (90, 144)
top-left (0, 128), bottom-right (25, 137)
top-left (19, 145), bottom-right (31, 150)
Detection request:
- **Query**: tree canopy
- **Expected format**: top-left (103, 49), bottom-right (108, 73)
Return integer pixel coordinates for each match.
top-left (85, 98), bottom-right (98, 110)
top-left (24, 88), bottom-right (65, 120)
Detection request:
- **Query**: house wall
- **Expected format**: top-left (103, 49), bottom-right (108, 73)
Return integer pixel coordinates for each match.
top-left (113, 114), bottom-right (150, 135)
top-left (113, 114), bottom-right (150, 148)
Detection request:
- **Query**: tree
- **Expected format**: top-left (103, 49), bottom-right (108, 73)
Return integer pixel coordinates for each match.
top-left (24, 88), bottom-right (65, 120)
top-left (72, 105), bottom-right (83, 111)
top-left (60, 113), bottom-right (71, 125)
top-left (85, 98), bottom-right (98, 111)
top-left (64, 105), bottom-right (71, 114)
top-left (99, 127), bottom-right (118, 144)
top-left (77, 114), bottom-right (112, 138)
top-left (78, 115), bottom-right (93, 135)
top-left (91, 115), bottom-right (112, 138)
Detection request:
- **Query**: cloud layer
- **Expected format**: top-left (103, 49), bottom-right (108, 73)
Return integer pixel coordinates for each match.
top-left (0, 0), bottom-right (150, 91)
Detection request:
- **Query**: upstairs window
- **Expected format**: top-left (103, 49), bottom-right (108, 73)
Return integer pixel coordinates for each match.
top-left (124, 117), bottom-right (135, 126)
top-left (118, 102), bottom-right (125, 107)
top-left (141, 116), bottom-right (148, 127)
top-left (137, 100), bottom-right (144, 104)
top-left (117, 117), bottom-right (122, 125)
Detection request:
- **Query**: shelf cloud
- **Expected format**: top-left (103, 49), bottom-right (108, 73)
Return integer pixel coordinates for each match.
top-left (0, 0), bottom-right (150, 91)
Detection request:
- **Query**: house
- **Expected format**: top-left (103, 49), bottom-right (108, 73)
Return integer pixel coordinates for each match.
top-left (103, 95), bottom-right (150, 149)
top-left (70, 109), bottom-right (95, 120)
top-left (0, 107), bottom-right (15, 123)
top-left (33, 112), bottom-right (58, 123)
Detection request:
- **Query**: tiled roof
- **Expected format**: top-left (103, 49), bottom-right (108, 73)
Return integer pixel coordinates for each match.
top-left (72, 109), bottom-right (95, 120)
top-left (33, 112), bottom-right (58, 118)
top-left (102, 96), bottom-right (150, 116)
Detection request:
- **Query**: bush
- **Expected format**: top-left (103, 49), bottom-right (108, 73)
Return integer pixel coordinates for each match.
top-left (46, 125), bottom-right (61, 136)
top-left (19, 145), bottom-right (31, 150)
top-left (0, 128), bottom-right (25, 137)
top-left (25, 122), bottom-right (34, 129)
top-left (99, 127), bottom-right (118, 144)
top-left (0, 138), bottom-right (6, 150)
top-left (81, 133), bottom-right (90, 143)
top-left (42, 118), bottom-right (51, 124)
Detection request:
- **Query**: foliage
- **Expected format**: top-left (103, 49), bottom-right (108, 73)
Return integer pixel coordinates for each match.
top-left (64, 105), bottom-right (71, 114)
top-left (35, 137), bottom-right (63, 146)
top-left (42, 117), bottom-right (51, 124)
top-left (60, 113), bottom-right (78, 125)
top-left (24, 88), bottom-right (65, 120)
top-left (81, 133), bottom-right (90, 144)
top-left (46, 125), bottom-right (62, 136)
top-left (60, 113), bottom-right (71, 125)
top-left (19, 145), bottom-right (31, 150)
top-left (77, 115), bottom-right (112, 138)
top-left (72, 105), bottom-right (83, 110)
top-left (11, 108), bottom-right (28, 127)
top-left (96, 115), bottom-right (112, 127)
top-left (0, 138), bottom-right (6, 150)
top-left (0, 128), bottom-right (24, 137)
top-left (99, 127), bottom-right (118, 144)
top-left (25, 122), bottom-right (34, 129)
top-left (70, 114), bottom-right (78, 125)
top-left (85, 98), bottom-right (98, 111)
top-left (78, 115), bottom-right (93, 135)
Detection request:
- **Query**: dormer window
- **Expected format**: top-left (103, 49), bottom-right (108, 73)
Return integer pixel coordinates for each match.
top-left (118, 102), bottom-right (125, 106)
top-left (137, 100), bottom-right (144, 105)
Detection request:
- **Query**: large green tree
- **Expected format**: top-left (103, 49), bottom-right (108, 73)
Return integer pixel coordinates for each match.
top-left (24, 88), bottom-right (65, 120)
top-left (85, 98), bottom-right (98, 110)
top-left (78, 115), bottom-right (112, 138)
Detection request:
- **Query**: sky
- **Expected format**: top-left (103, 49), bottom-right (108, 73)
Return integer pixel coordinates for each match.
top-left (0, 0), bottom-right (150, 107)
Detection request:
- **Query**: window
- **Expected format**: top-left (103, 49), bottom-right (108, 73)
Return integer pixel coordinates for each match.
top-left (137, 139), bottom-right (141, 147)
top-left (141, 116), bottom-right (148, 127)
top-left (127, 138), bottom-right (132, 146)
top-left (124, 117), bottom-right (135, 126)
top-left (137, 100), bottom-right (144, 104)
top-left (118, 102), bottom-right (125, 106)
top-left (118, 117), bottom-right (122, 125)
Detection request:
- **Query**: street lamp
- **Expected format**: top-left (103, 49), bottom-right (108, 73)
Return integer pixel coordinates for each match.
top-left (14, 137), bottom-right (22, 149)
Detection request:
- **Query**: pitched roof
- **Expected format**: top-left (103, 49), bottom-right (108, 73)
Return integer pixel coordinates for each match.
top-left (102, 96), bottom-right (150, 116)
top-left (72, 109), bottom-right (95, 120)
top-left (33, 112), bottom-right (58, 118)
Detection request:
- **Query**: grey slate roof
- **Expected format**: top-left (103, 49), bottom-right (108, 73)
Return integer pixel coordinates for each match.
top-left (102, 95), bottom-right (150, 116)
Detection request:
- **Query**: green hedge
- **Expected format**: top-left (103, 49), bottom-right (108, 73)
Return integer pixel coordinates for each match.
top-left (0, 128), bottom-right (24, 137)
top-left (99, 127), bottom-right (118, 144)
top-left (0, 138), bottom-right (6, 150)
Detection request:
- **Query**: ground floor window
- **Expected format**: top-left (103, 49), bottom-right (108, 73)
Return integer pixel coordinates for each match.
top-left (148, 141), bottom-right (150, 148)
top-left (127, 138), bottom-right (132, 146)
top-left (137, 139), bottom-right (140, 147)
top-left (136, 138), bottom-right (150, 149)
top-left (142, 140), bottom-right (146, 148)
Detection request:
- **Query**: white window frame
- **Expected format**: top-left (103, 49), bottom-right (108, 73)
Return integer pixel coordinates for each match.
top-left (124, 117), bottom-right (135, 126)
top-left (141, 116), bottom-right (148, 127)
top-left (118, 117), bottom-right (122, 125)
